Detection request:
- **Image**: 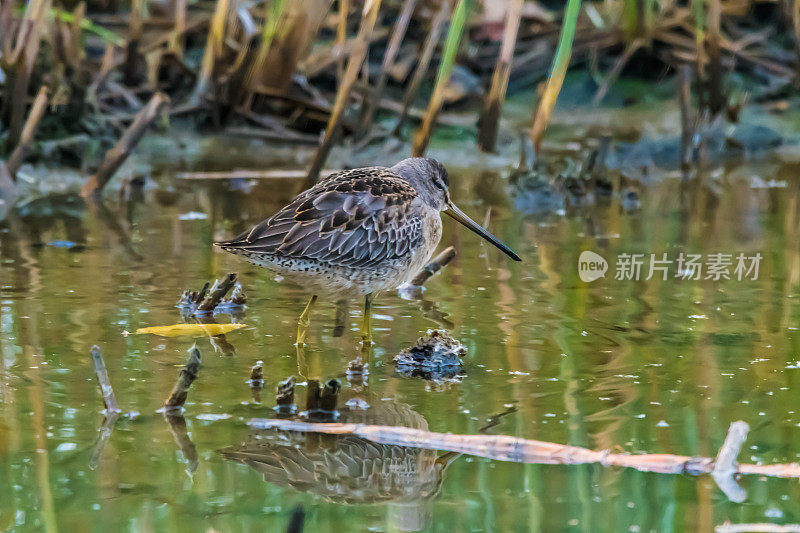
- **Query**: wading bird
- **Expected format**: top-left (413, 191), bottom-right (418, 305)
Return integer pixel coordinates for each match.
top-left (215, 157), bottom-right (521, 345)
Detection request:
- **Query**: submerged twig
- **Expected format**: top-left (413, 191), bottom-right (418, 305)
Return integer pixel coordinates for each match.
top-left (407, 246), bottom-right (456, 288)
top-left (90, 345), bottom-right (121, 414)
top-left (164, 345), bottom-right (202, 412)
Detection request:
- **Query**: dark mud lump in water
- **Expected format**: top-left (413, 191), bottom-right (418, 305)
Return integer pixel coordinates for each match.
top-left (393, 330), bottom-right (466, 380)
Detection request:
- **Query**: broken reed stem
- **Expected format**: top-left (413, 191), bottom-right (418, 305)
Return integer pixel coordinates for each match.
top-left (409, 246), bottom-right (456, 287)
top-left (247, 419), bottom-right (800, 480)
top-left (7, 85), bottom-right (48, 178)
top-left (412, 0), bottom-right (471, 157)
top-left (477, 0), bottom-right (523, 152)
top-left (90, 345), bottom-right (121, 414)
top-left (305, 0), bottom-right (383, 184)
top-left (250, 360), bottom-right (264, 383)
top-left (392, 0), bottom-right (449, 137)
top-left (357, 0), bottom-right (417, 135)
top-left (164, 345), bottom-right (202, 412)
top-left (81, 92), bottom-right (169, 199)
top-left (198, 273), bottom-right (238, 312)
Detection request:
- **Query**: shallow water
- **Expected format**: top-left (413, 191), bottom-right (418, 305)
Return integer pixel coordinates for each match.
top-left (2, 156), bottom-right (800, 532)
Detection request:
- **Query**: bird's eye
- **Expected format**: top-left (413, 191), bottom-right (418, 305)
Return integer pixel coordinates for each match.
top-left (433, 179), bottom-right (444, 190)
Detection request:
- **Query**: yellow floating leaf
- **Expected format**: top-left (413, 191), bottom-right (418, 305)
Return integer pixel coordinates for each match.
top-left (135, 323), bottom-right (247, 337)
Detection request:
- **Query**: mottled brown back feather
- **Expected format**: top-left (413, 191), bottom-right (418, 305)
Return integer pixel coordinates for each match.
top-left (216, 167), bottom-right (424, 269)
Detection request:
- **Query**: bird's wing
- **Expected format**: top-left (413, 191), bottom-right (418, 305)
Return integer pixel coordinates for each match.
top-left (216, 167), bottom-right (424, 269)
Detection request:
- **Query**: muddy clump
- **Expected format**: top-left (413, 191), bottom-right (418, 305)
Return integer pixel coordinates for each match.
top-left (393, 330), bottom-right (466, 381)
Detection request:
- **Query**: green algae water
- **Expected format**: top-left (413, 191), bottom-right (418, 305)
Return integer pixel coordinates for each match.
top-left (2, 156), bottom-right (800, 532)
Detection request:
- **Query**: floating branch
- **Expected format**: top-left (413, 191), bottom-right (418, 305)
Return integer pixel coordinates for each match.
top-left (164, 345), bottom-right (202, 413)
top-left (81, 92), bottom-right (170, 199)
top-left (247, 419), bottom-right (800, 483)
top-left (90, 345), bottom-right (121, 414)
top-left (715, 524), bottom-right (800, 533)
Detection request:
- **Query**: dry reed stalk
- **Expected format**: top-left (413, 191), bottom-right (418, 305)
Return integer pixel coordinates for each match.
top-left (357, 0), bottom-right (417, 135)
top-left (164, 345), bottom-right (202, 412)
top-left (1, 0), bottom-right (49, 149)
top-left (412, 0), bottom-right (471, 157)
top-left (392, 0), bottom-right (449, 137)
top-left (7, 85), bottom-right (48, 177)
top-left (194, 0), bottom-right (231, 99)
top-left (335, 0), bottom-right (350, 80)
top-left (305, 0), bottom-right (383, 183)
top-left (477, 0), bottom-right (523, 152)
top-left (168, 0), bottom-right (187, 57)
top-left (81, 92), bottom-right (169, 199)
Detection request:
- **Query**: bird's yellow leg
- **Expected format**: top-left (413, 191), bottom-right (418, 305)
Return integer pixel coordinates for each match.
top-left (295, 295), bottom-right (318, 347)
top-left (360, 294), bottom-right (373, 345)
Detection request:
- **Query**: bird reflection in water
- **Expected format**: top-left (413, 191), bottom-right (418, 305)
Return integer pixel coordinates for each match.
top-left (220, 366), bottom-right (457, 532)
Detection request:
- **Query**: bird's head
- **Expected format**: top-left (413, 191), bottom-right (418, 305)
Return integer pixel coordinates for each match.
top-left (391, 157), bottom-right (521, 262)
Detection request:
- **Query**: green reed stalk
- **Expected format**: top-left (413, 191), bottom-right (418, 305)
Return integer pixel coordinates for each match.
top-left (529, 0), bottom-right (581, 155)
top-left (412, 0), bottom-right (471, 157)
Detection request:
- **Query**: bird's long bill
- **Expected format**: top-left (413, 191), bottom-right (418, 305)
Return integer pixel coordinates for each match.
top-left (445, 203), bottom-right (522, 261)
